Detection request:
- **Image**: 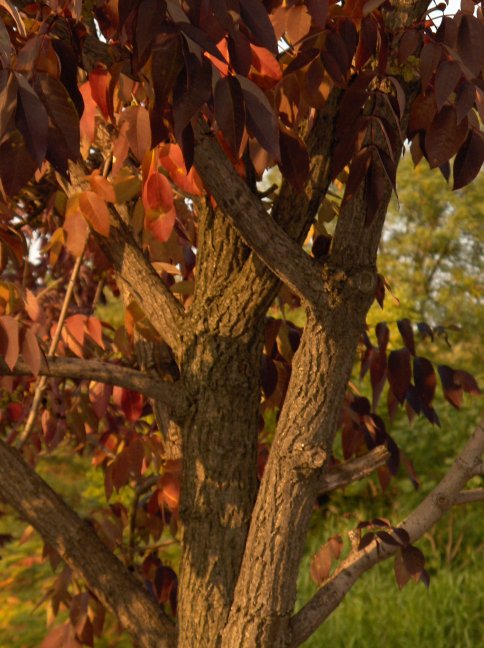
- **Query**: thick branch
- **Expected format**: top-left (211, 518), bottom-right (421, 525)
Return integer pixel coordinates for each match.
top-left (321, 446), bottom-right (390, 495)
top-left (291, 420), bottom-right (484, 647)
top-left (0, 439), bottom-right (176, 648)
top-left (2, 357), bottom-right (188, 419)
top-left (193, 125), bottom-right (322, 306)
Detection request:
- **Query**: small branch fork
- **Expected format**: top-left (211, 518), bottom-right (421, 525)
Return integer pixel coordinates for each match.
top-left (18, 244), bottom-right (86, 449)
top-left (290, 420), bottom-right (484, 647)
top-left (1, 357), bottom-right (188, 420)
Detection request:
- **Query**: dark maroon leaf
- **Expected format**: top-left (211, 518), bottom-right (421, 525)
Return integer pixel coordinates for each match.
top-left (135, 0), bottom-right (167, 63)
top-left (453, 129), bottom-right (484, 190)
top-left (0, 70), bottom-right (17, 141)
top-left (402, 545), bottom-right (425, 575)
top-left (358, 531), bottom-right (375, 550)
top-left (364, 154), bottom-right (388, 226)
top-left (417, 321), bottom-right (434, 341)
top-left (385, 433), bottom-right (400, 475)
top-left (173, 55), bottom-right (212, 142)
top-left (421, 403), bottom-right (440, 427)
top-left (370, 347), bottom-right (387, 410)
top-left (434, 60), bottom-right (461, 111)
top-left (438, 161), bottom-right (451, 182)
top-left (388, 348), bottom-right (411, 403)
top-left (261, 355), bottom-right (278, 397)
top-left (179, 23), bottom-right (227, 62)
top-left (322, 31), bottom-right (350, 85)
top-left (238, 75), bottom-right (280, 160)
top-left (375, 322), bottom-right (389, 351)
top-left (376, 531), bottom-right (401, 546)
top-left (228, 30), bottom-right (252, 76)
top-left (455, 80), bottom-right (476, 124)
top-left (437, 365), bottom-right (463, 409)
top-left (283, 48), bottom-right (320, 76)
top-left (419, 41), bottom-right (442, 90)
top-left (350, 396), bottom-right (371, 416)
top-left (312, 234), bottom-right (331, 260)
top-left (393, 527), bottom-right (410, 546)
top-left (435, 16), bottom-right (458, 48)
top-left (51, 39), bottom-right (84, 117)
top-left (0, 131), bottom-right (36, 196)
top-left (214, 75), bottom-right (246, 158)
top-left (151, 33), bottom-right (183, 147)
top-left (33, 73), bottom-right (80, 166)
top-left (405, 384), bottom-right (422, 414)
top-left (413, 356), bottom-right (436, 406)
top-left (240, 0), bottom-right (278, 54)
top-left (400, 451), bottom-right (420, 489)
top-left (457, 14), bottom-right (484, 77)
top-left (394, 551), bottom-right (411, 589)
top-left (454, 370), bottom-right (481, 395)
top-left (119, 0), bottom-right (141, 31)
top-left (425, 105), bottom-right (468, 169)
top-left (355, 14), bottom-right (378, 68)
top-left (419, 569), bottom-right (431, 588)
top-left (278, 129), bottom-right (309, 191)
top-left (397, 318), bottom-right (415, 355)
top-left (398, 29), bottom-right (420, 64)
top-left (342, 146), bottom-right (372, 203)
top-left (14, 72), bottom-right (48, 167)
top-left (408, 92), bottom-right (437, 135)
top-left (306, 0), bottom-right (328, 27)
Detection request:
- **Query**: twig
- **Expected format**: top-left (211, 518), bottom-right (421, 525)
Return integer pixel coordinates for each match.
top-left (454, 488), bottom-right (484, 506)
top-left (17, 245), bottom-right (86, 449)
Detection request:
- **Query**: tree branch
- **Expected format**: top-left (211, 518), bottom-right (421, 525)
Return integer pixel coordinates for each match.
top-left (2, 357), bottom-right (188, 420)
top-left (290, 419), bottom-right (484, 647)
top-left (63, 163), bottom-right (186, 359)
top-left (321, 446), bottom-right (390, 495)
top-left (193, 124), bottom-right (323, 307)
top-left (0, 439), bottom-right (176, 648)
top-left (454, 488), bottom-right (484, 506)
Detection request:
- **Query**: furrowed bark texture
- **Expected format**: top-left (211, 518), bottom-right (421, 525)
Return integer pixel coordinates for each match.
top-left (0, 439), bottom-right (176, 648)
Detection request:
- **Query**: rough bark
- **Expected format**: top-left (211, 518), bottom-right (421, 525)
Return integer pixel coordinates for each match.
top-left (0, 439), bottom-right (176, 648)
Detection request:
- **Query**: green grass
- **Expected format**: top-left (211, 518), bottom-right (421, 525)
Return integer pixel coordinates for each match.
top-left (298, 555), bottom-right (484, 648)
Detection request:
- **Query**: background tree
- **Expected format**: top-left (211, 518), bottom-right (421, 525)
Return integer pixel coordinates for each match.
top-left (0, 1), bottom-right (483, 647)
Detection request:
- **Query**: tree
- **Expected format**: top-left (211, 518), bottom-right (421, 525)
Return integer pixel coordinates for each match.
top-left (0, 1), bottom-right (483, 647)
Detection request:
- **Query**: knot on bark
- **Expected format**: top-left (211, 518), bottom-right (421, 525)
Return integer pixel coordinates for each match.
top-left (290, 444), bottom-right (327, 475)
top-left (349, 269), bottom-right (377, 295)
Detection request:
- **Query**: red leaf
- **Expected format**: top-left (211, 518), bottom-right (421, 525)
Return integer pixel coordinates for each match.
top-left (453, 129), bottom-right (484, 190)
top-left (63, 314), bottom-right (86, 358)
top-left (0, 223), bottom-right (26, 266)
top-left (85, 317), bottom-right (105, 349)
top-left (113, 386), bottom-right (143, 421)
top-left (0, 130), bottom-right (36, 196)
top-left (143, 172), bottom-right (174, 212)
top-left (158, 143), bottom-right (202, 195)
top-left (388, 348), bottom-right (411, 404)
top-left (159, 472), bottom-right (180, 511)
top-left (0, 70), bottom-right (17, 141)
top-left (89, 65), bottom-right (113, 121)
top-left (408, 92), bottom-right (437, 135)
top-left (0, 315), bottom-right (19, 370)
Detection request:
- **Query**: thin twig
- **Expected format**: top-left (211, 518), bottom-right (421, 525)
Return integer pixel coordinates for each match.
top-left (17, 245), bottom-right (87, 449)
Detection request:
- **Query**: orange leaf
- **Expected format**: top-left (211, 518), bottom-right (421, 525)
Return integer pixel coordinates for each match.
top-left (21, 328), bottom-right (41, 376)
top-left (63, 196), bottom-right (89, 257)
top-left (88, 170), bottom-right (116, 203)
top-left (145, 206), bottom-right (176, 243)
top-left (0, 315), bottom-right (19, 370)
top-left (142, 172), bottom-right (174, 211)
top-left (79, 191), bottom-right (111, 236)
